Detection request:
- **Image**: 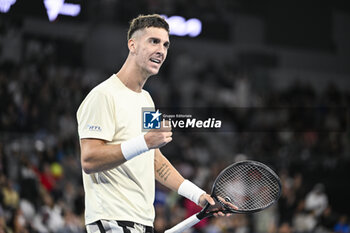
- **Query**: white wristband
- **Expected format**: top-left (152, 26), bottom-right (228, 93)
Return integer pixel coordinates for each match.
top-left (121, 135), bottom-right (149, 160)
top-left (178, 179), bottom-right (205, 205)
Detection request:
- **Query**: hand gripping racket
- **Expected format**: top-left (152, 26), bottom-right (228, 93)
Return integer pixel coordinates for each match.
top-left (165, 160), bottom-right (282, 233)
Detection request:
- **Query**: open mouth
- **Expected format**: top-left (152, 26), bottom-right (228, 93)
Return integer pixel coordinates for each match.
top-left (150, 58), bottom-right (161, 64)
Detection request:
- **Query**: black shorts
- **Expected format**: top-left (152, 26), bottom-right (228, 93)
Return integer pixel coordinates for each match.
top-left (87, 220), bottom-right (154, 233)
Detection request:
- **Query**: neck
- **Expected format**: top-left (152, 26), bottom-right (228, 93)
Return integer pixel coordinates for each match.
top-left (116, 56), bottom-right (149, 93)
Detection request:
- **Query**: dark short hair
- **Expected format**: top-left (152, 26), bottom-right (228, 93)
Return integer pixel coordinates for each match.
top-left (127, 14), bottom-right (169, 40)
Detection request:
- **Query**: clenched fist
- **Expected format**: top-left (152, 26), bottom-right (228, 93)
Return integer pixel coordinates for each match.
top-left (144, 120), bottom-right (172, 149)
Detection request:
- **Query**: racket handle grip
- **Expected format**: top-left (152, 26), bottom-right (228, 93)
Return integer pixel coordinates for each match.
top-left (164, 214), bottom-right (200, 233)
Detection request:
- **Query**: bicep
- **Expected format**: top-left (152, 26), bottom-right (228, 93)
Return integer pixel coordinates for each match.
top-left (79, 138), bottom-right (103, 173)
top-left (80, 138), bottom-right (106, 155)
top-left (79, 138), bottom-right (125, 174)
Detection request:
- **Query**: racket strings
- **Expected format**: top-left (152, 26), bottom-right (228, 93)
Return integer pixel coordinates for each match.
top-left (234, 165), bottom-right (279, 209)
top-left (228, 166), bottom-right (278, 209)
top-left (214, 163), bottom-right (280, 211)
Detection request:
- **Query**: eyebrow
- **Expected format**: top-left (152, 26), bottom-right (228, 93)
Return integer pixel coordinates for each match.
top-left (164, 41), bottom-right (170, 48)
top-left (149, 37), bottom-right (170, 48)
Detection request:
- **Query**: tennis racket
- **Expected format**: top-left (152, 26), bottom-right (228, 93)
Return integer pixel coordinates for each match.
top-left (165, 160), bottom-right (282, 233)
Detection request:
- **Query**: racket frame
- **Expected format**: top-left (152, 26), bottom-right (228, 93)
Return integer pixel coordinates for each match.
top-left (199, 160), bottom-right (282, 218)
top-left (164, 160), bottom-right (282, 233)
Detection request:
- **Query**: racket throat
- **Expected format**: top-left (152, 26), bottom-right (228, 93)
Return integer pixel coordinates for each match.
top-left (197, 203), bottom-right (213, 219)
top-left (196, 202), bottom-right (219, 219)
top-left (196, 210), bottom-right (209, 220)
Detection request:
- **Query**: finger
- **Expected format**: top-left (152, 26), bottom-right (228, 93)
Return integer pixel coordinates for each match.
top-left (165, 137), bottom-right (172, 143)
top-left (161, 120), bottom-right (172, 131)
top-left (217, 196), bottom-right (238, 210)
top-left (198, 194), bottom-right (212, 207)
top-left (226, 202), bottom-right (238, 210)
top-left (218, 212), bottom-right (225, 217)
top-left (204, 194), bottom-right (215, 205)
top-left (165, 132), bottom-right (173, 137)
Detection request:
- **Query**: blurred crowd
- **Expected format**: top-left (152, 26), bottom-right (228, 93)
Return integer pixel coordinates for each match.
top-left (1, 15), bottom-right (350, 233)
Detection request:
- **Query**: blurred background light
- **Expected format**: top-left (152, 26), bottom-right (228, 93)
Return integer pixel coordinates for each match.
top-left (162, 15), bottom-right (202, 37)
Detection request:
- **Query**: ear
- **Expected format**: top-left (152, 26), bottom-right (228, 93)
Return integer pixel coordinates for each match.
top-left (128, 38), bottom-right (136, 54)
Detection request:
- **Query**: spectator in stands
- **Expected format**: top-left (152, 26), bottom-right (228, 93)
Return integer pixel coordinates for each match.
top-left (305, 183), bottom-right (328, 217)
top-left (334, 215), bottom-right (350, 233)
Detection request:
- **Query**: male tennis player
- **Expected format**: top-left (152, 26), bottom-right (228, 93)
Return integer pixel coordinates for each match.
top-left (77, 14), bottom-right (219, 233)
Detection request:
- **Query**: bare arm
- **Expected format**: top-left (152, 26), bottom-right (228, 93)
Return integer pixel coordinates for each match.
top-left (80, 127), bottom-right (172, 174)
top-left (154, 149), bottom-right (218, 209)
top-left (80, 138), bottom-right (126, 174)
top-left (154, 148), bottom-right (184, 191)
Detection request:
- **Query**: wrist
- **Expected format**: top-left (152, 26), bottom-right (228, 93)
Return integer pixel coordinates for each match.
top-left (178, 179), bottom-right (205, 205)
top-left (121, 134), bottom-right (149, 160)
